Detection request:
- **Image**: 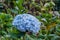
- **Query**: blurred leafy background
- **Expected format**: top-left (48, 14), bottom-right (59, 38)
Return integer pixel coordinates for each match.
top-left (0, 0), bottom-right (60, 40)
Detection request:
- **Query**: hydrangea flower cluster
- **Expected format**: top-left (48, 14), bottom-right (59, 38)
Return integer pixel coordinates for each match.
top-left (12, 14), bottom-right (41, 34)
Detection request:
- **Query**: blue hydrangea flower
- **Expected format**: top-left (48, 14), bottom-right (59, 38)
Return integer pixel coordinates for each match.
top-left (12, 14), bottom-right (41, 34)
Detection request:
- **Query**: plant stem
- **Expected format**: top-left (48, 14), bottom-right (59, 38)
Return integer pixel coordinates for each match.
top-left (23, 35), bottom-right (26, 40)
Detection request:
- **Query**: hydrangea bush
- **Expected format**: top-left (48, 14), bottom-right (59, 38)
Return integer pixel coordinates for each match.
top-left (0, 0), bottom-right (60, 40)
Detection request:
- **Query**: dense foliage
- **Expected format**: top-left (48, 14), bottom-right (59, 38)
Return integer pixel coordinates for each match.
top-left (0, 0), bottom-right (60, 40)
